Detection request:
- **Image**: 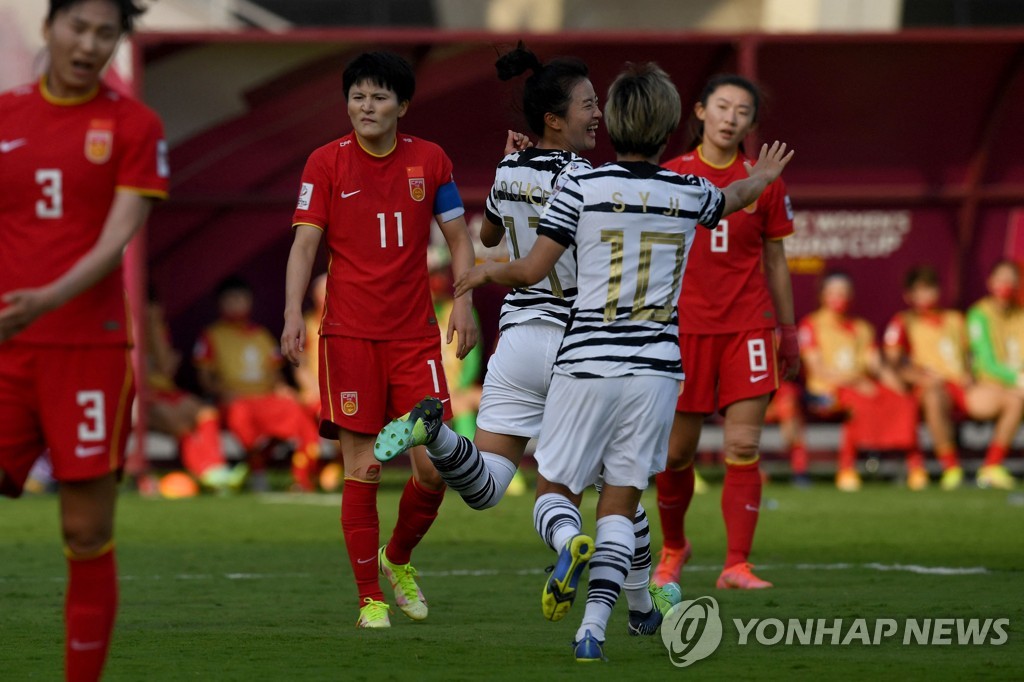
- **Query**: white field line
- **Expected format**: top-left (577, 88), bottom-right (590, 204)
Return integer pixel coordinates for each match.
top-left (0, 562), bottom-right (990, 584)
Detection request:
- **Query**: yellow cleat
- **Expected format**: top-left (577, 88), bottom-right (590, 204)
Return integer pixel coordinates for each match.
top-left (940, 465), bottom-right (964, 491)
top-left (379, 546), bottom-right (428, 621)
top-left (356, 598), bottom-right (391, 629)
top-left (693, 468), bottom-right (709, 495)
top-left (976, 464), bottom-right (1016, 490)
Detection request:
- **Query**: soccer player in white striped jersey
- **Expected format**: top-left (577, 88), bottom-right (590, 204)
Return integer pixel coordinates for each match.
top-left (453, 63), bottom-right (793, 662)
top-left (375, 44), bottom-right (680, 634)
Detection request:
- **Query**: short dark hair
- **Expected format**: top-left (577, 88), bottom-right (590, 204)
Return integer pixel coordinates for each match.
top-left (216, 275), bottom-right (252, 298)
top-left (495, 42), bottom-right (590, 138)
top-left (903, 265), bottom-right (940, 291)
top-left (47, 0), bottom-right (147, 33)
top-left (342, 52), bottom-right (416, 103)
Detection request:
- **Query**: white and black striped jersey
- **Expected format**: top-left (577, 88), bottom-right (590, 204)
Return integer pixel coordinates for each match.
top-left (537, 161), bottom-right (725, 380)
top-left (484, 148), bottom-right (592, 331)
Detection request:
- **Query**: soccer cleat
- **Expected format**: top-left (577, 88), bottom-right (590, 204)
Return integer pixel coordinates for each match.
top-left (976, 464), bottom-right (1016, 490)
top-left (907, 466), bottom-right (929, 491)
top-left (378, 546), bottom-right (428, 621)
top-left (652, 541), bottom-right (692, 587)
top-left (374, 397), bottom-right (444, 462)
top-left (627, 582), bottom-right (682, 636)
top-left (693, 468), bottom-right (709, 495)
top-left (573, 629), bottom-right (606, 662)
top-left (835, 468), bottom-right (862, 492)
top-left (356, 598), bottom-right (391, 629)
top-left (505, 470), bottom-right (528, 497)
top-left (542, 534), bottom-right (594, 622)
top-left (717, 562), bottom-right (773, 590)
top-left (940, 465), bottom-right (964, 491)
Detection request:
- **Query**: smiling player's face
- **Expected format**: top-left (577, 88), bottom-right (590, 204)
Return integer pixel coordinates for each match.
top-left (347, 80), bottom-right (408, 150)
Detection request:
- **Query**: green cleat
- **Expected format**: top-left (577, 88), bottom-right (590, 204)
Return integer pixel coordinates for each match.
top-left (379, 546), bottom-right (428, 621)
top-left (651, 580), bottom-right (682, 616)
top-left (374, 397), bottom-right (444, 462)
top-left (356, 597), bottom-right (391, 629)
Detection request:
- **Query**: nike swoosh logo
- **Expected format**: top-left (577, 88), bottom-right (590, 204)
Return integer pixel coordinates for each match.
top-left (745, 504), bottom-right (760, 512)
top-left (340, 190), bottom-right (361, 198)
top-left (75, 444), bottom-right (106, 458)
top-left (356, 556), bottom-right (376, 564)
top-left (0, 138), bottom-right (27, 153)
top-left (750, 373), bottom-right (769, 383)
top-left (70, 639), bottom-right (105, 651)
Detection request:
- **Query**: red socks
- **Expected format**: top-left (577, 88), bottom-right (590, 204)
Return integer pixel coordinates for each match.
top-left (984, 444), bottom-right (1009, 467)
top-left (341, 478), bottom-right (384, 604)
top-left (65, 544), bottom-right (117, 682)
top-left (790, 442), bottom-right (809, 476)
top-left (385, 477), bottom-right (445, 565)
top-left (722, 460), bottom-right (762, 569)
top-left (655, 466), bottom-right (694, 550)
top-left (838, 426), bottom-right (857, 471)
top-left (180, 409), bottom-right (224, 478)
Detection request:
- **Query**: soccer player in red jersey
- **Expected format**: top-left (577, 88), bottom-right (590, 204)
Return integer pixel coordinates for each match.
top-left (280, 52), bottom-right (480, 629)
top-left (0, 1), bottom-right (168, 679)
top-left (653, 75), bottom-right (800, 590)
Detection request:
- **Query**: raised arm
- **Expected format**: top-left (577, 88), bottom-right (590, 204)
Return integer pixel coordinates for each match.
top-left (720, 141), bottom-right (794, 217)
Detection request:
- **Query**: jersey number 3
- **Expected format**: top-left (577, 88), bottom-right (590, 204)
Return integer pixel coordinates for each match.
top-left (36, 169), bottom-right (63, 219)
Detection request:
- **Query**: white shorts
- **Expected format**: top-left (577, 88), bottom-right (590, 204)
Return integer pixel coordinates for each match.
top-left (535, 373), bottom-right (679, 495)
top-left (476, 321), bottom-right (563, 438)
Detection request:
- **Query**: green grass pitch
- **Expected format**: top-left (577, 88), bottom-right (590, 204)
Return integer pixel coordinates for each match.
top-left (2, 470), bottom-right (1022, 680)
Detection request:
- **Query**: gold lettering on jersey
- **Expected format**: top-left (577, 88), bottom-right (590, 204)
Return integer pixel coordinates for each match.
top-left (612, 192), bottom-right (626, 212)
top-left (498, 180), bottom-right (550, 205)
top-left (662, 197), bottom-right (681, 216)
top-left (85, 119), bottom-right (114, 164)
top-left (638, 191), bottom-right (651, 212)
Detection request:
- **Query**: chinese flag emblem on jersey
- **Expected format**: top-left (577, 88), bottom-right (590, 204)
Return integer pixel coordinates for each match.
top-left (407, 166), bottom-right (425, 202)
top-left (341, 391), bottom-right (359, 416)
top-left (85, 119), bottom-right (114, 164)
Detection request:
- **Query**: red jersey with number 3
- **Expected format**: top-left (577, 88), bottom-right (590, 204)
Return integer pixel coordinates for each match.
top-left (0, 80), bottom-right (168, 346)
top-left (662, 147), bottom-right (793, 333)
top-left (292, 132), bottom-right (463, 341)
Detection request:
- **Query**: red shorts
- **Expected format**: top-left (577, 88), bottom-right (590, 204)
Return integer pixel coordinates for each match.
top-left (318, 335), bottom-right (452, 437)
top-left (677, 329), bottom-right (779, 415)
top-left (223, 394), bottom-right (319, 450)
top-left (0, 344), bottom-right (133, 497)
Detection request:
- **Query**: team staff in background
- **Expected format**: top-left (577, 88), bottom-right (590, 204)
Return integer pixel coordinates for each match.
top-left (0, 1), bottom-right (167, 679)
top-left (449, 62), bottom-right (792, 661)
top-left (654, 74), bottom-right (800, 591)
top-left (374, 42), bottom-right (678, 636)
top-left (965, 260), bottom-right (1024, 490)
top-left (281, 51), bottom-right (480, 629)
top-left (885, 265), bottom-right (1024, 490)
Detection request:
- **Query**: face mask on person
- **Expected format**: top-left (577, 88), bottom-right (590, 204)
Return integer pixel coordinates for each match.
top-left (992, 284), bottom-right (1017, 303)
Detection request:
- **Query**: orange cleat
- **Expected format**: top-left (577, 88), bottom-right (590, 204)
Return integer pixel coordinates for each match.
top-left (907, 466), bottom-right (929, 491)
top-left (835, 468), bottom-right (862, 492)
top-left (716, 562), bottom-right (773, 590)
top-left (652, 541), bottom-right (692, 587)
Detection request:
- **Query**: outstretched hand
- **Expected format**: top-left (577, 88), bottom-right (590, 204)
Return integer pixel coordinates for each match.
top-left (743, 141), bottom-right (794, 185)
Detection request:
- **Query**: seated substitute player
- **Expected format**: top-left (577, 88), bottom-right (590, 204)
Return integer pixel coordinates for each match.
top-left (885, 265), bottom-right (1024, 490)
top-left (194, 276), bottom-right (320, 492)
top-left (799, 272), bottom-right (924, 492)
top-left (280, 51), bottom-right (480, 629)
top-left (965, 260), bottom-right (1024, 489)
top-left (375, 42), bottom-right (678, 633)
top-left (395, 62), bottom-right (792, 661)
top-left (0, 1), bottom-right (167, 679)
top-left (144, 288), bottom-right (247, 493)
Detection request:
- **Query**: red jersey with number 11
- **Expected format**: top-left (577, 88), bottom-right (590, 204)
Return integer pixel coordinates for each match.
top-left (0, 80), bottom-right (168, 346)
top-left (662, 147), bottom-right (793, 334)
top-left (292, 131), bottom-right (464, 341)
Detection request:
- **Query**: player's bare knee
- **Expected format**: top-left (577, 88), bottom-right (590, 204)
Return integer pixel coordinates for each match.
top-left (723, 424), bottom-right (763, 464)
top-left (62, 523), bottom-right (113, 557)
top-left (345, 463), bottom-right (381, 482)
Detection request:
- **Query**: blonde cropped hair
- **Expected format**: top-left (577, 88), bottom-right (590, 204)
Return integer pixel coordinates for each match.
top-left (604, 62), bottom-right (681, 158)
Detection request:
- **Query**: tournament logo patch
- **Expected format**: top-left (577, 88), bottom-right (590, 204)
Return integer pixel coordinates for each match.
top-left (340, 391), bottom-right (359, 416)
top-left (407, 165), bottom-right (425, 202)
top-left (85, 119), bottom-right (114, 164)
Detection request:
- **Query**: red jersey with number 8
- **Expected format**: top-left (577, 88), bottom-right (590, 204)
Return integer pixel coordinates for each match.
top-left (0, 80), bottom-right (168, 346)
top-left (662, 147), bottom-right (793, 333)
top-left (292, 132), bottom-right (463, 341)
